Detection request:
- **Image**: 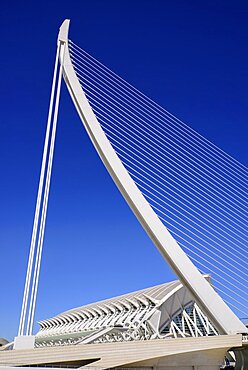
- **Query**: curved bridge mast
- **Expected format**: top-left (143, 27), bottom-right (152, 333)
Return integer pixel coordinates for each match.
top-left (58, 19), bottom-right (247, 336)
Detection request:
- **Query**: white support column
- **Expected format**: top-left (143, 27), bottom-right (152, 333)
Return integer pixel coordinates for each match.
top-left (14, 37), bottom-right (64, 350)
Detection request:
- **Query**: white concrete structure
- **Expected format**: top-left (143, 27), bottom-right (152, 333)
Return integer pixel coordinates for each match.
top-left (0, 334), bottom-right (244, 369)
top-left (1, 280), bottom-right (247, 369)
top-left (8, 19), bottom-right (247, 368)
top-left (35, 278), bottom-right (218, 347)
top-left (57, 19), bottom-right (247, 336)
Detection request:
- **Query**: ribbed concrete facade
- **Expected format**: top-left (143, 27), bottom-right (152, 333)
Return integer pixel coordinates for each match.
top-left (1, 280), bottom-right (246, 368)
top-left (35, 279), bottom-right (218, 347)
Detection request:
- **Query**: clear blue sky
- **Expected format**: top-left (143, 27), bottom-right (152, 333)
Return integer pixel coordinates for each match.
top-left (0, 0), bottom-right (247, 341)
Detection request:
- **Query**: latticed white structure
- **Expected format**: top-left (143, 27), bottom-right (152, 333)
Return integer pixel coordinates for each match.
top-left (35, 278), bottom-right (218, 347)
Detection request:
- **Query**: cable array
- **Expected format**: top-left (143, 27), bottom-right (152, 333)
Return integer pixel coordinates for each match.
top-left (69, 40), bottom-right (248, 320)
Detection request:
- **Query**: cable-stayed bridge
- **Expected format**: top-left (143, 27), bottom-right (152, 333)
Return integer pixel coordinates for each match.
top-left (0, 19), bottom-right (247, 370)
top-left (68, 39), bottom-right (248, 322)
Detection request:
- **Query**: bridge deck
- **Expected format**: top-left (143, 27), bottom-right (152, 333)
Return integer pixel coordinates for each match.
top-left (0, 335), bottom-right (243, 369)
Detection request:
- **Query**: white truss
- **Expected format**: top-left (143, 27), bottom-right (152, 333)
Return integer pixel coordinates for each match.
top-left (35, 279), bottom-right (219, 347)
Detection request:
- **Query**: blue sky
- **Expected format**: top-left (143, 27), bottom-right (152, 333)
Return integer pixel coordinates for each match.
top-left (0, 0), bottom-right (247, 341)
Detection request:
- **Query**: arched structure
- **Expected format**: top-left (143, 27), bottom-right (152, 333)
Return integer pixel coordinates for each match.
top-left (35, 278), bottom-right (219, 347)
top-left (57, 19), bottom-right (247, 336)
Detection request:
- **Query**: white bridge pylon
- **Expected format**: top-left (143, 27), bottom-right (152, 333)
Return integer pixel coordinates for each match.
top-left (57, 19), bottom-right (247, 335)
top-left (16, 35), bottom-right (65, 344)
top-left (16, 19), bottom-right (247, 343)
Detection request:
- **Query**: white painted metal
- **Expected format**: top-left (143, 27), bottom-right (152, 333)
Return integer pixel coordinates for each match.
top-left (17, 46), bottom-right (60, 338)
top-left (35, 280), bottom-right (218, 346)
top-left (16, 35), bottom-right (66, 344)
top-left (26, 48), bottom-right (64, 337)
top-left (58, 19), bottom-right (247, 335)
